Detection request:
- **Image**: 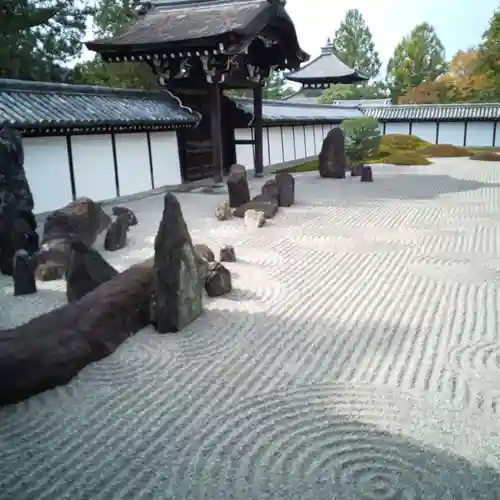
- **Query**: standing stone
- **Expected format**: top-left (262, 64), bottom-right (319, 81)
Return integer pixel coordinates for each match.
top-left (244, 209), bottom-right (266, 228)
top-left (36, 197), bottom-right (111, 281)
top-left (151, 192), bottom-right (203, 333)
top-left (104, 214), bottom-right (129, 252)
top-left (227, 164), bottom-right (250, 208)
top-left (361, 165), bottom-right (373, 182)
top-left (319, 127), bottom-right (346, 179)
top-left (0, 126), bottom-right (39, 276)
top-left (205, 262), bottom-right (232, 297)
top-left (112, 206), bottom-right (138, 226)
top-left (66, 240), bottom-right (118, 302)
top-left (220, 245), bottom-right (236, 262)
top-left (13, 250), bottom-right (36, 296)
top-left (275, 172), bottom-right (295, 207)
top-left (261, 179), bottom-right (279, 202)
top-left (215, 201), bottom-right (232, 221)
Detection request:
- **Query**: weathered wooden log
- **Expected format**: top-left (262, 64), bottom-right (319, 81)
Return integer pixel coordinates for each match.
top-left (0, 257), bottom-right (154, 407)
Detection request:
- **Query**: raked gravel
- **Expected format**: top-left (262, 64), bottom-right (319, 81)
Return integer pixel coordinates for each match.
top-left (1, 158), bottom-right (500, 499)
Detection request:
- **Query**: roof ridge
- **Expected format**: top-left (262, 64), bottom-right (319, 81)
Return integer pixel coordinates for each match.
top-left (363, 102), bottom-right (500, 109)
top-left (232, 96), bottom-right (359, 109)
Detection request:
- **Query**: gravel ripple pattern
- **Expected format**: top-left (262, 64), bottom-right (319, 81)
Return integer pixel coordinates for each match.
top-left (1, 159), bottom-right (500, 499)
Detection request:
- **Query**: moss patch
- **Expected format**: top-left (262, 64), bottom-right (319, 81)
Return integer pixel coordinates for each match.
top-left (272, 160), bottom-right (319, 174)
top-left (419, 144), bottom-right (473, 157)
top-left (380, 134), bottom-right (430, 151)
top-left (470, 152), bottom-right (500, 162)
top-left (383, 151), bottom-right (432, 166)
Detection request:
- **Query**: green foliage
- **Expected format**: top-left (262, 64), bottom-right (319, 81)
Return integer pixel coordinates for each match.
top-left (320, 81), bottom-right (390, 104)
top-left (331, 9), bottom-right (381, 79)
top-left (0, 0), bottom-right (92, 80)
top-left (272, 160), bottom-right (319, 174)
top-left (340, 117), bottom-right (381, 163)
top-left (475, 9), bottom-right (500, 100)
top-left (380, 134), bottom-right (430, 151)
top-left (263, 70), bottom-right (295, 100)
top-left (419, 144), bottom-right (473, 157)
top-left (387, 23), bottom-right (446, 101)
top-left (383, 151), bottom-right (432, 166)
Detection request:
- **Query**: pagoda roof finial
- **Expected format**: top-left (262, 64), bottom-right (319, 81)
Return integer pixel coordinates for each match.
top-left (321, 37), bottom-right (333, 56)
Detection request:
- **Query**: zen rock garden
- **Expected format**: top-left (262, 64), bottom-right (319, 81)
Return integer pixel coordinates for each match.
top-left (0, 127), bottom-right (236, 406)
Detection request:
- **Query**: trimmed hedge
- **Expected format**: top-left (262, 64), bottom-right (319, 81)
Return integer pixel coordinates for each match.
top-left (419, 144), bottom-right (473, 157)
top-left (470, 152), bottom-right (500, 162)
top-left (383, 151), bottom-right (432, 166)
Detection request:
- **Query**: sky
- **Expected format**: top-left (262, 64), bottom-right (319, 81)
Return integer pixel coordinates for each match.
top-left (285, 0), bottom-right (498, 71)
top-left (82, 0), bottom-right (498, 70)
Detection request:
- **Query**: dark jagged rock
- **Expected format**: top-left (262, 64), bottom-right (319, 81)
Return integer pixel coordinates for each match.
top-left (319, 127), bottom-right (347, 179)
top-left (193, 244), bottom-right (215, 283)
top-left (36, 197), bottom-right (111, 281)
top-left (0, 258), bottom-right (154, 406)
top-left (261, 179), bottom-right (279, 202)
top-left (220, 245), bottom-right (236, 262)
top-left (205, 261), bottom-right (232, 297)
top-left (66, 240), bottom-right (118, 302)
top-left (194, 244), bottom-right (215, 262)
top-left (0, 127), bottom-right (39, 275)
top-left (227, 164), bottom-right (250, 208)
top-left (361, 165), bottom-right (373, 182)
top-left (112, 206), bottom-right (138, 226)
top-left (275, 172), bottom-right (295, 207)
top-left (233, 194), bottom-right (278, 219)
top-left (104, 214), bottom-right (129, 252)
top-left (151, 192), bottom-right (203, 333)
top-left (13, 249), bottom-right (36, 296)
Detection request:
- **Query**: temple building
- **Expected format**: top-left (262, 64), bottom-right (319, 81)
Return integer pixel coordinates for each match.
top-left (86, 0), bottom-right (310, 182)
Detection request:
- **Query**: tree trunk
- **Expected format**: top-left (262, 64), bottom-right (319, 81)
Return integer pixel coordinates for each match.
top-left (0, 258), bottom-right (154, 407)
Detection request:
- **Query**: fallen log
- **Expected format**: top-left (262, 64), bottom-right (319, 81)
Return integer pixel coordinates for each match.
top-left (0, 257), bottom-right (153, 407)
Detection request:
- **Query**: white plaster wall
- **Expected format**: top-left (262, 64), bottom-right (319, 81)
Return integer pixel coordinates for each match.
top-left (385, 122), bottom-right (410, 135)
top-left (115, 133), bottom-right (151, 196)
top-left (267, 127), bottom-right (284, 165)
top-left (304, 125), bottom-right (315, 157)
top-left (465, 122), bottom-right (495, 147)
top-left (411, 123), bottom-right (437, 144)
top-left (282, 126), bottom-right (296, 162)
top-left (234, 128), bottom-right (254, 169)
top-left (314, 125), bottom-right (323, 154)
top-left (71, 134), bottom-right (117, 202)
top-left (24, 136), bottom-right (73, 214)
top-left (149, 131), bottom-right (182, 186)
top-left (495, 124), bottom-right (500, 147)
top-left (294, 125), bottom-right (306, 159)
top-left (438, 122), bottom-right (465, 146)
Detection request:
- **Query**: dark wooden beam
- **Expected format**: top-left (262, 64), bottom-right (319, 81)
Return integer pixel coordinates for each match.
top-left (209, 83), bottom-right (224, 183)
top-left (253, 84), bottom-right (264, 177)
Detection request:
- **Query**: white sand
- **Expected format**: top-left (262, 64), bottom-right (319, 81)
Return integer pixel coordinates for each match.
top-left (1, 158), bottom-right (500, 499)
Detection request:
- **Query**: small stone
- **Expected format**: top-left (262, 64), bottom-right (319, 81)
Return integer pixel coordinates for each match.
top-left (193, 244), bottom-right (214, 282)
top-left (219, 245), bottom-right (236, 262)
top-left (275, 172), bottom-right (295, 207)
top-left (104, 214), bottom-right (129, 252)
top-left (244, 209), bottom-right (266, 228)
top-left (112, 206), bottom-right (138, 226)
top-left (205, 261), bottom-right (232, 297)
top-left (215, 201), bottom-right (232, 221)
top-left (227, 164), bottom-right (250, 208)
top-left (261, 179), bottom-right (279, 202)
top-left (361, 165), bottom-right (373, 182)
top-left (66, 240), bottom-right (118, 302)
top-left (194, 244), bottom-right (215, 262)
top-left (13, 250), bottom-right (36, 296)
top-left (233, 194), bottom-right (278, 219)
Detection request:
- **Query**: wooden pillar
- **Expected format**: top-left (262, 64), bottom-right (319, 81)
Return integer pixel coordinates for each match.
top-left (209, 83), bottom-right (223, 183)
top-left (253, 83), bottom-right (264, 177)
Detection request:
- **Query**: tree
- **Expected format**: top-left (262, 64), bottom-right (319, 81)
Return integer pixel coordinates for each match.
top-left (263, 70), bottom-right (295, 100)
top-left (387, 23), bottom-right (446, 102)
top-left (0, 0), bottom-right (92, 81)
top-left (321, 81), bottom-right (389, 103)
top-left (475, 9), bottom-right (500, 100)
top-left (331, 9), bottom-right (381, 79)
top-left (74, 0), bottom-right (158, 89)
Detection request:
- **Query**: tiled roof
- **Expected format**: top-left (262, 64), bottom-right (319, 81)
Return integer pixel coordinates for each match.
top-left (361, 103), bottom-right (500, 122)
top-left (0, 79), bottom-right (199, 132)
top-left (335, 98), bottom-right (391, 107)
top-left (232, 97), bottom-right (364, 123)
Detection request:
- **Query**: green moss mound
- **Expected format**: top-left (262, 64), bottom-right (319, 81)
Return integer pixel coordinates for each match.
top-left (419, 144), bottom-right (473, 157)
top-left (470, 152), bottom-right (500, 162)
top-left (384, 151), bottom-right (432, 166)
top-left (380, 134), bottom-right (430, 151)
top-left (274, 160), bottom-right (318, 174)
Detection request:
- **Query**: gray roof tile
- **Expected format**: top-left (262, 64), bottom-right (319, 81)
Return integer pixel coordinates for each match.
top-left (232, 97), bottom-right (364, 123)
top-left (0, 79), bottom-right (199, 130)
top-left (361, 103), bottom-right (500, 121)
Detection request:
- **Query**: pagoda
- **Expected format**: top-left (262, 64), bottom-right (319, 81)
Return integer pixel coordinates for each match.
top-left (285, 38), bottom-right (367, 101)
top-left (86, 0), bottom-right (309, 182)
